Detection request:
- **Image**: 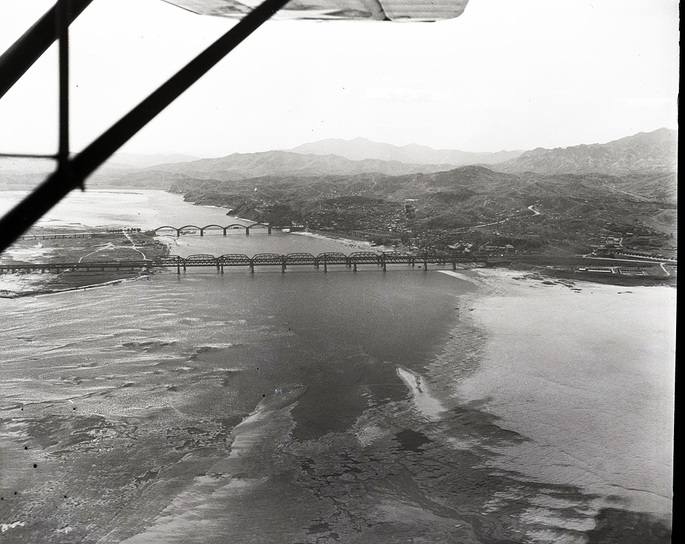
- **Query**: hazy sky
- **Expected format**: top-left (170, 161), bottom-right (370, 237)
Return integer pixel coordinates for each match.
top-left (0, 0), bottom-right (679, 157)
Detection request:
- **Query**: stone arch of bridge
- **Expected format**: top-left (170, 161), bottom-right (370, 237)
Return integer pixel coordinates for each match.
top-left (245, 223), bottom-right (271, 234)
top-left (178, 225), bottom-right (202, 236)
top-left (154, 225), bottom-right (179, 236)
top-left (225, 223), bottom-right (248, 232)
top-left (202, 224), bottom-right (226, 235)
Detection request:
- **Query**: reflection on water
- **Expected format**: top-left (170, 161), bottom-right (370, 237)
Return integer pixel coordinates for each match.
top-left (0, 191), bottom-right (673, 543)
top-left (0, 190), bottom-right (228, 230)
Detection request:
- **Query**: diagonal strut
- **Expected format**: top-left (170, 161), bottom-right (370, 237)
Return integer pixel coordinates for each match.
top-left (0, 0), bottom-right (291, 254)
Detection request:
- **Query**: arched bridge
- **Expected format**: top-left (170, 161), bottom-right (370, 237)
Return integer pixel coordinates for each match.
top-left (154, 223), bottom-right (272, 236)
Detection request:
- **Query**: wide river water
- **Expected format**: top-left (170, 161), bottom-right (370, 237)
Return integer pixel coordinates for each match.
top-left (0, 190), bottom-right (675, 543)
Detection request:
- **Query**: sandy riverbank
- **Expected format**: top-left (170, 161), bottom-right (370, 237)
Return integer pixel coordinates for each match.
top-left (290, 230), bottom-right (394, 252)
top-left (0, 258), bottom-right (674, 542)
top-left (0, 229), bottom-right (168, 297)
top-left (447, 268), bottom-right (675, 523)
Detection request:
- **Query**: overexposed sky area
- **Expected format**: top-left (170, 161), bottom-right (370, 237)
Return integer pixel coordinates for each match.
top-left (0, 0), bottom-right (679, 157)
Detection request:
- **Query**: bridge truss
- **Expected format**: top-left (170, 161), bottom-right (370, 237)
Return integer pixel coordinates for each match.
top-left (0, 0), bottom-right (293, 254)
top-left (0, 251), bottom-right (483, 275)
top-left (0, 251), bottom-right (476, 275)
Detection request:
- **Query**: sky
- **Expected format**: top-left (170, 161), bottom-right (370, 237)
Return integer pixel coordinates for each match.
top-left (0, 0), bottom-right (679, 158)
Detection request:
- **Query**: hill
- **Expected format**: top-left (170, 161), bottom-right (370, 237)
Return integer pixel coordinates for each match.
top-left (1, 130), bottom-right (677, 262)
top-left (168, 162), bottom-right (676, 257)
top-left (148, 150), bottom-right (455, 180)
top-left (107, 152), bottom-right (201, 169)
top-left (493, 128), bottom-right (677, 175)
top-left (289, 137), bottom-right (523, 165)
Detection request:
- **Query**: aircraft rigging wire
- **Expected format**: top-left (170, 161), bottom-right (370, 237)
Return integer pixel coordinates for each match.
top-left (0, 0), bottom-right (291, 254)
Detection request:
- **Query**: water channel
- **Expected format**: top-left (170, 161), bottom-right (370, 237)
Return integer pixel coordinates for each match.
top-left (0, 190), bottom-right (674, 543)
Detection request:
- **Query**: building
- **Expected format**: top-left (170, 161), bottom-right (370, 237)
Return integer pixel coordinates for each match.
top-left (404, 199), bottom-right (418, 217)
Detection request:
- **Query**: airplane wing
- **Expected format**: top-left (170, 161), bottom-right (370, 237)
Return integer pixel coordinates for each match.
top-left (162, 0), bottom-right (469, 21)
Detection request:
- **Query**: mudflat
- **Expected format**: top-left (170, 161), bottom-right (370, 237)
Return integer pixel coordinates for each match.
top-left (0, 229), bottom-right (168, 297)
top-left (1, 266), bottom-right (674, 543)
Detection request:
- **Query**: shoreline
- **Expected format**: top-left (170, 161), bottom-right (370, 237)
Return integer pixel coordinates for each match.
top-left (1, 237), bottom-right (674, 541)
top-left (445, 267), bottom-right (675, 522)
top-left (3, 246), bottom-right (672, 300)
top-left (1, 190), bottom-right (675, 542)
top-left (1, 187), bottom-right (674, 294)
top-left (290, 229), bottom-right (393, 252)
top-left (33, 273), bottom-right (152, 298)
top-left (1, 268), bottom-right (155, 299)
top-left (0, 225), bottom-right (168, 298)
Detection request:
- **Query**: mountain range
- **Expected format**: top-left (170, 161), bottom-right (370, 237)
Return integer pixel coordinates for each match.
top-left (179, 129), bottom-right (675, 257)
top-left (0, 128), bottom-right (676, 189)
top-left (0, 128), bottom-right (676, 256)
top-left (288, 137), bottom-right (523, 166)
top-left (143, 150), bottom-right (455, 180)
top-left (492, 128), bottom-right (677, 175)
top-left (88, 127), bottom-right (677, 189)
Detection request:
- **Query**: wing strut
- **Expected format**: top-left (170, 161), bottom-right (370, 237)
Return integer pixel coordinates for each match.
top-left (0, 0), bottom-right (291, 254)
top-left (0, 0), bottom-right (93, 101)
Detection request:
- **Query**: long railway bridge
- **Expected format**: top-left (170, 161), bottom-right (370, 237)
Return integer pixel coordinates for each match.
top-left (1, 251), bottom-right (483, 275)
top-left (0, 260), bottom-right (153, 274)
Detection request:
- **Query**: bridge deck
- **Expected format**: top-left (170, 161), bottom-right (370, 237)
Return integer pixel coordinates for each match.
top-left (1, 253), bottom-right (482, 274)
top-left (0, 261), bottom-right (152, 273)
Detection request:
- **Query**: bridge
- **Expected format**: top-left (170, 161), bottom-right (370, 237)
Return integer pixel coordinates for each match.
top-left (0, 260), bottom-right (153, 274)
top-left (1, 251), bottom-right (482, 275)
top-left (158, 251), bottom-right (476, 273)
top-left (153, 223), bottom-right (273, 236)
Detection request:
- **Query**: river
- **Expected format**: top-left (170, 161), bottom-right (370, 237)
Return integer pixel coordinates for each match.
top-left (0, 190), bottom-right (675, 543)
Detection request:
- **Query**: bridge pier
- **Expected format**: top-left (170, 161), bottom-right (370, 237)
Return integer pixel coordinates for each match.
top-left (268, 226), bottom-right (272, 234)
top-left (1, 252), bottom-right (475, 277)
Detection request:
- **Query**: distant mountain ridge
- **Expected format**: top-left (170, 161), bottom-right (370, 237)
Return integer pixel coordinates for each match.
top-left (288, 137), bottom-right (523, 166)
top-left (109, 152), bottom-right (201, 169)
top-left (0, 128), bottom-right (676, 192)
top-left (148, 129), bottom-right (676, 185)
top-left (492, 128), bottom-right (677, 175)
top-left (147, 150), bottom-right (455, 180)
